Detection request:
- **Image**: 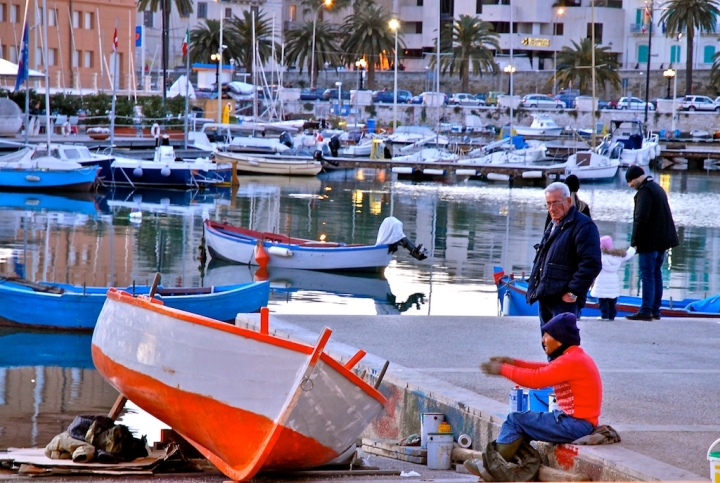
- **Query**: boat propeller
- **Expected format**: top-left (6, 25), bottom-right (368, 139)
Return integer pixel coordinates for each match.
top-left (390, 237), bottom-right (428, 261)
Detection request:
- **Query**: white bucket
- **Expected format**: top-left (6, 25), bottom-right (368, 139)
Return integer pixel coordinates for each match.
top-left (426, 433), bottom-right (453, 470)
top-left (420, 413), bottom-right (445, 449)
top-left (708, 438), bottom-right (720, 483)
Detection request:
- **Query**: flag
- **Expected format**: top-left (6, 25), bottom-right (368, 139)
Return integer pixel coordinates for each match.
top-left (181, 28), bottom-right (189, 57)
top-left (14, 21), bottom-right (29, 91)
top-left (112, 27), bottom-right (118, 53)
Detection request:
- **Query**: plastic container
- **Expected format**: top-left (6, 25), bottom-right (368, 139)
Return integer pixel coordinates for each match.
top-left (367, 119), bottom-right (376, 133)
top-left (508, 385), bottom-right (527, 412)
top-left (438, 421), bottom-right (452, 433)
top-left (528, 387), bottom-right (553, 411)
top-left (707, 438), bottom-right (720, 483)
top-left (426, 433), bottom-right (453, 470)
top-left (420, 413), bottom-right (444, 449)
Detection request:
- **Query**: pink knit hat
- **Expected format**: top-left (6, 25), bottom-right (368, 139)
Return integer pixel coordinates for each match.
top-left (600, 236), bottom-right (613, 250)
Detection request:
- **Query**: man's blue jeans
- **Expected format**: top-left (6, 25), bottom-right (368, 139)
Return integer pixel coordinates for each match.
top-left (497, 410), bottom-right (594, 445)
top-left (638, 251), bottom-right (665, 316)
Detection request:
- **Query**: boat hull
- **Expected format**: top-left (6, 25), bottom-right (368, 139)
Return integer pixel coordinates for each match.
top-left (215, 152), bottom-right (322, 176)
top-left (109, 158), bottom-right (233, 188)
top-left (92, 289), bottom-right (386, 480)
top-left (204, 220), bottom-right (393, 271)
top-left (0, 280), bottom-right (269, 330)
top-left (0, 166), bottom-right (98, 191)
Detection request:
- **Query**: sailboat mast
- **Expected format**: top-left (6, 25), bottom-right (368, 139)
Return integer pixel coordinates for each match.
top-left (591, 0), bottom-right (596, 148)
top-left (109, 19), bottom-right (118, 153)
top-left (42, 0), bottom-right (50, 148)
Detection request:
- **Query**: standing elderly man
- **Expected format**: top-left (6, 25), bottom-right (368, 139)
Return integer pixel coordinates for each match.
top-left (624, 166), bottom-right (678, 321)
top-left (527, 182), bottom-right (601, 325)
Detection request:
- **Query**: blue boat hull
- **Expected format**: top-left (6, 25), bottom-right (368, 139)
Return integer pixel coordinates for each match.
top-left (494, 266), bottom-right (719, 318)
top-left (108, 166), bottom-right (233, 188)
top-left (0, 280), bottom-right (270, 330)
top-left (0, 166), bottom-right (99, 191)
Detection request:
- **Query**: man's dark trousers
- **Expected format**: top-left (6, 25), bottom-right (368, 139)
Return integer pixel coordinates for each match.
top-left (638, 251), bottom-right (665, 317)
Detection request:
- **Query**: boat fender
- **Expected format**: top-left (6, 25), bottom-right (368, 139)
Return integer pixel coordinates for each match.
top-left (254, 241), bottom-right (270, 269)
top-left (133, 167), bottom-right (143, 177)
top-left (151, 123), bottom-right (161, 139)
top-left (267, 246), bottom-right (293, 258)
top-left (502, 291), bottom-right (511, 316)
top-left (160, 166), bottom-right (171, 177)
top-left (62, 122), bottom-right (72, 136)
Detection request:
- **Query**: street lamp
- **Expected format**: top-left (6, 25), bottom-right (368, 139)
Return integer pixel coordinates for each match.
top-left (663, 68), bottom-right (675, 98)
top-left (552, 7), bottom-right (564, 96)
top-left (504, 64), bottom-right (516, 95)
top-left (335, 80), bottom-right (342, 113)
top-left (211, 51), bottom-right (224, 122)
top-left (310, 0), bottom-right (332, 89)
top-left (389, 18), bottom-right (400, 131)
top-left (355, 58), bottom-right (367, 90)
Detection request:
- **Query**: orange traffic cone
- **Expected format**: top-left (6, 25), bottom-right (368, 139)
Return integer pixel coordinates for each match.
top-left (254, 241), bottom-right (269, 269)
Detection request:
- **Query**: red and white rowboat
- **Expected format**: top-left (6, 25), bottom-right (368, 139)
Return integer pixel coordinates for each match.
top-left (92, 289), bottom-right (386, 481)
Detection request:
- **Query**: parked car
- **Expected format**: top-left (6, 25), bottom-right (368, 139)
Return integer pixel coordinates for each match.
top-left (680, 95), bottom-right (719, 111)
top-left (372, 89), bottom-right (412, 103)
top-left (521, 94), bottom-right (566, 109)
top-left (450, 93), bottom-right (485, 106)
top-left (321, 88), bottom-right (352, 101)
top-left (616, 96), bottom-right (655, 110)
top-left (485, 91), bottom-right (506, 106)
top-left (300, 87), bottom-right (326, 101)
top-left (553, 89), bottom-right (580, 108)
top-left (409, 92), bottom-right (449, 105)
top-left (474, 93), bottom-right (488, 103)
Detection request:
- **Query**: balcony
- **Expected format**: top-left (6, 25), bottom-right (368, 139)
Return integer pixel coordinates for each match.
top-left (284, 20), bottom-right (299, 31)
top-left (630, 23), bottom-right (647, 34)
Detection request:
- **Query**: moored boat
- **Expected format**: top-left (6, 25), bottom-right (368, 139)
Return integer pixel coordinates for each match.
top-left (213, 150), bottom-right (323, 176)
top-left (91, 288), bottom-right (387, 480)
top-left (512, 115), bottom-right (564, 136)
top-left (0, 148), bottom-right (99, 191)
top-left (0, 277), bottom-right (270, 330)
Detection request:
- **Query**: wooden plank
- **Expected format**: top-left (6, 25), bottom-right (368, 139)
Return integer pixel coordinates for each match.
top-left (539, 465), bottom-right (591, 482)
top-left (362, 438), bottom-right (427, 457)
top-left (361, 445), bottom-right (427, 464)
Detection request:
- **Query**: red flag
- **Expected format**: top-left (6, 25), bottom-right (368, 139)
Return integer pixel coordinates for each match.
top-left (112, 28), bottom-right (119, 53)
top-left (181, 28), bottom-right (189, 57)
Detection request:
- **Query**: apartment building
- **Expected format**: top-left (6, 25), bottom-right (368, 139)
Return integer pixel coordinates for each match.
top-left (0, 0), bottom-right (136, 90)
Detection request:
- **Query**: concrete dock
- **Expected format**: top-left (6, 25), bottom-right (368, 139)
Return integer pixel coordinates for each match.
top-left (239, 314), bottom-right (719, 481)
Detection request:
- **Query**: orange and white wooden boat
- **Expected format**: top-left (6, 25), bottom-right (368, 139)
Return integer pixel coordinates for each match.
top-left (91, 288), bottom-right (386, 481)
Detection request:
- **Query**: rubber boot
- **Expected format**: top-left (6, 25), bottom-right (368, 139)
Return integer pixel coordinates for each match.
top-left (495, 438), bottom-right (523, 462)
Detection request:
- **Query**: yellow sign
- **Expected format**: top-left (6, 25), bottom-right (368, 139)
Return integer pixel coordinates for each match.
top-left (521, 37), bottom-right (550, 47)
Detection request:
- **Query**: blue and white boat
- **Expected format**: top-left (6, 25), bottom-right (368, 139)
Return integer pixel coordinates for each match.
top-left (0, 148), bottom-right (99, 191)
top-left (0, 277), bottom-right (270, 330)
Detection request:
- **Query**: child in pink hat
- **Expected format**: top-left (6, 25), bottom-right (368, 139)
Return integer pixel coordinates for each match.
top-left (590, 236), bottom-right (636, 320)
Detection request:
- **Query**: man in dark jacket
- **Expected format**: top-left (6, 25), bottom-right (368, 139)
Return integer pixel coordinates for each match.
top-left (527, 182), bottom-right (602, 325)
top-left (624, 166), bottom-right (679, 321)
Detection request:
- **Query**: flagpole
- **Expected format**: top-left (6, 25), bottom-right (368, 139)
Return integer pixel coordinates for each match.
top-left (42, 0), bottom-right (50, 149)
top-left (17, 0), bottom-right (30, 146)
top-left (109, 19), bottom-right (118, 153)
top-left (184, 26), bottom-right (190, 150)
top-left (643, 1), bottom-right (653, 125)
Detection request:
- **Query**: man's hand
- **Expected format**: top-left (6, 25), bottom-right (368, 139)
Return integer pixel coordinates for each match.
top-left (480, 360), bottom-right (503, 376)
top-left (490, 356), bottom-right (514, 365)
top-left (561, 292), bottom-right (577, 303)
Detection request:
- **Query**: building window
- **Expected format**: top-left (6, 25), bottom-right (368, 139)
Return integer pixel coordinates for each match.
top-left (476, 0), bottom-right (482, 13)
top-left (289, 4), bottom-right (296, 21)
top-left (38, 7), bottom-right (43, 24)
top-left (84, 12), bottom-right (92, 29)
top-left (414, 22), bottom-right (422, 34)
top-left (0, 5), bottom-right (5, 22)
top-left (197, 2), bottom-right (207, 19)
top-left (225, 7), bottom-right (231, 18)
top-left (491, 21), bottom-right (510, 33)
top-left (586, 23), bottom-right (602, 43)
top-left (72, 10), bottom-right (80, 28)
top-left (10, 46), bottom-right (17, 61)
top-left (554, 23), bottom-right (564, 35)
top-left (35, 47), bottom-right (41, 63)
top-left (638, 44), bottom-right (648, 63)
top-left (10, 4), bottom-right (18, 23)
top-left (84, 51), bottom-right (93, 68)
top-left (143, 11), bottom-right (153, 27)
top-left (417, 0), bottom-right (423, 5)
top-left (670, 45), bottom-right (681, 63)
top-left (49, 48), bottom-right (57, 65)
top-left (73, 49), bottom-right (79, 66)
top-left (704, 45), bottom-right (715, 63)
top-left (250, 5), bottom-right (258, 17)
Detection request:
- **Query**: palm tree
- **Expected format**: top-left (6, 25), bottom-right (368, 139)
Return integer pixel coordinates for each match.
top-left (433, 14), bottom-right (500, 92)
top-left (300, 0), bottom-right (353, 16)
top-left (709, 51), bottom-right (720, 89)
top-left (339, 4), bottom-right (402, 90)
top-left (137, 0), bottom-right (192, 16)
top-left (228, 10), bottom-right (278, 75)
top-left (660, 0), bottom-right (720, 95)
top-left (284, 20), bottom-right (341, 81)
top-left (189, 20), bottom-right (235, 64)
top-left (552, 38), bottom-right (621, 93)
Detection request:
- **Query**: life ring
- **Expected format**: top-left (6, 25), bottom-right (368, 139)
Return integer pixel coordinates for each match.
top-left (62, 122), bottom-right (72, 136)
top-left (151, 123), bottom-right (161, 139)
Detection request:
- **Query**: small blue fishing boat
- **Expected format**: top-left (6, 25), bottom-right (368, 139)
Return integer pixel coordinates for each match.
top-left (494, 266), bottom-right (720, 319)
top-left (0, 148), bottom-right (99, 192)
top-left (0, 277), bottom-right (270, 330)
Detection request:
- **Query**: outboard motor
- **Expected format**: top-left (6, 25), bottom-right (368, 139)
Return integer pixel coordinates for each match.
top-left (328, 135), bottom-right (341, 157)
top-left (377, 216), bottom-right (429, 261)
top-left (279, 131), bottom-right (293, 148)
top-left (390, 237), bottom-right (428, 261)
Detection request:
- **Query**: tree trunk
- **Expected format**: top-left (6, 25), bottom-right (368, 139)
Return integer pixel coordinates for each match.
top-left (462, 65), bottom-right (469, 92)
top-left (367, 63), bottom-right (376, 90)
top-left (685, 30), bottom-right (694, 95)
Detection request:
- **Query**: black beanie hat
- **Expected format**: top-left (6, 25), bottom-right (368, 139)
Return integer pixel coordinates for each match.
top-left (625, 165), bottom-right (645, 182)
top-left (542, 312), bottom-right (581, 346)
top-left (564, 174), bottom-right (580, 193)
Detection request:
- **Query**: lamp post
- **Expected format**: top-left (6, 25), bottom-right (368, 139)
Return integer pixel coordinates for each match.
top-left (211, 51), bottom-right (223, 122)
top-left (552, 7), bottom-right (564, 96)
top-left (670, 66), bottom-right (677, 135)
top-left (335, 80), bottom-right (342, 113)
top-left (355, 58), bottom-right (366, 90)
top-left (663, 68), bottom-right (675, 98)
top-left (310, 0), bottom-right (332, 89)
top-left (389, 18), bottom-right (400, 131)
top-left (504, 64), bottom-right (515, 95)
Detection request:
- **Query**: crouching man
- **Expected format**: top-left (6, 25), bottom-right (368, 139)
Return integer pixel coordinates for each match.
top-left (466, 313), bottom-right (602, 480)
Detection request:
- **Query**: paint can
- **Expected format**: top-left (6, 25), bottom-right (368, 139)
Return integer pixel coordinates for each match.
top-left (420, 413), bottom-right (445, 449)
top-left (426, 433), bottom-right (453, 470)
top-left (548, 393), bottom-right (561, 412)
top-left (528, 387), bottom-right (553, 411)
top-left (508, 385), bottom-right (528, 412)
top-left (707, 438), bottom-right (720, 483)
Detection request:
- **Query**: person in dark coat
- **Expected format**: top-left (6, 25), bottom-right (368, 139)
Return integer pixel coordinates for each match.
top-left (545, 175), bottom-right (591, 229)
top-left (624, 166), bottom-right (679, 321)
top-left (527, 182), bottom-right (602, 325)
